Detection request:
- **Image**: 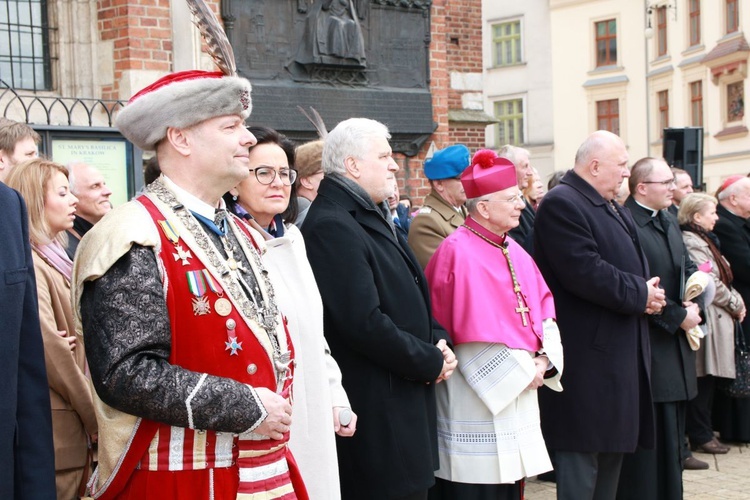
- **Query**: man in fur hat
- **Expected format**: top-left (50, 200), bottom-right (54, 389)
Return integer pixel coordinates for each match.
top-left (72, 69), bottom-right (307, 499)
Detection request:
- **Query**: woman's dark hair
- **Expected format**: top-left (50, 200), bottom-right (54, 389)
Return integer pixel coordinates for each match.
top-left (224, 125), bottom-right (299, 224)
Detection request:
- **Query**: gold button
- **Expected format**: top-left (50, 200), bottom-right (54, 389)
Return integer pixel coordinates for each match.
top-left (247, 364), bottom-right (257, 375)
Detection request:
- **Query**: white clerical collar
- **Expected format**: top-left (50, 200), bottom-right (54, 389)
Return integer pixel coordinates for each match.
top-left (634, 199), bottom-right (660, 217)
top-left (161, 175), bottom-right (226, 221)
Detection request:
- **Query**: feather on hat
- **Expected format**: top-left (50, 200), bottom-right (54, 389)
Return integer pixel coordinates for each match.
top-left (116, 0), bottom-right (252, 151)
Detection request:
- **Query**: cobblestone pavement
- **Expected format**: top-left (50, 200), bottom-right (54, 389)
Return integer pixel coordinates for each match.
top-left (525, 442), bottom-right (750, 499)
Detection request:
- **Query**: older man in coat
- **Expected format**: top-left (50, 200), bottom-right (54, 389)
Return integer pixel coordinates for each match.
top-left (302, 118), bottom-right (457, 500)
top-left (0, 182), bottom-right (56, 499)
top-left (712, 176), bottom-right (750, 442)
top-left (534, 131), bottom-right (663, 500)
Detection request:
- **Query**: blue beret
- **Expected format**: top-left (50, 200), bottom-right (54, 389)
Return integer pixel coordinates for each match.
top-left (423, 144), bottom-right (471, 180)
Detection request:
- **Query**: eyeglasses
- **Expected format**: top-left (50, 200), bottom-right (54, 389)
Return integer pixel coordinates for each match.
top-left (481, 192), bottom-right (525, 204)
top-left (249, 166), bottom-right (298, 186)
top-left (641, 177), bottom-right (676, 186)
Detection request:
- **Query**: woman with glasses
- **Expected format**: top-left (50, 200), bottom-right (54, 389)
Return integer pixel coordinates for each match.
top-left (225, 126), bottom-right (354, 499)
top-left (5, 159), bottom-right (97, 499)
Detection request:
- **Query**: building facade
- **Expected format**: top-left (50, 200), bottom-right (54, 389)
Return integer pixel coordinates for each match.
top-left (549, 0), bottom-right (748, 192)
top-left (482, 0), bottom-right (556, 180)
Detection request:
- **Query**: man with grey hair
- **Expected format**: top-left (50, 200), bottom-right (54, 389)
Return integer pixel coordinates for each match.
top-left (65, 162), bottom-right (113, 259)
top-left (712, 176), bottom-right (750, 443)
top-left (535, 131), bottom-right (664, 500)
top-left (499, 144), bottom-right (535, 252)
top-left (302, 117), bottom-right (457, 500)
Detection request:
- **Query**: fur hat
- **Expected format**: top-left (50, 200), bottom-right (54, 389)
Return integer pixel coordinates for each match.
top-left (116, 70), bottom-right (252, 151)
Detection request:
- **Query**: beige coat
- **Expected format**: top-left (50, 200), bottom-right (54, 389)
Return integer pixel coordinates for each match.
top-left (682, 231), bottom-right (745, 378)
top-left (407, 191), bottom-right (467, 269)
top-left (32, 251), bottom-right (97, 473)
top-left (264, 224), bottom-right (349, 500)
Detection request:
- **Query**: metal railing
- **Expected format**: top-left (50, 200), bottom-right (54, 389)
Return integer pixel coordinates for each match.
top-left (0, 79), bottom-right (127, 127)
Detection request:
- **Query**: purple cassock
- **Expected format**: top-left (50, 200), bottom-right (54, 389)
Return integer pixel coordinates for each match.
top-left (425, 216), bottom-right (555, 351)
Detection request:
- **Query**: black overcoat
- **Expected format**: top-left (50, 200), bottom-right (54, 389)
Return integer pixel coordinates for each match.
top-left (534, 171), bottom-right (655, 453)
top-left (301, 177), bottom-right (446, 500)
top-left (624, 198), bottom-right (698, 402)
top-left (713, 204), bottom-right (750, 333)
top-left (0, 183), bottom-right (56, 499)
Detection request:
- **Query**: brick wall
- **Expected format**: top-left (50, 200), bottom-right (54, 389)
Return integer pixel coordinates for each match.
top-left (400, 0), bottom-right (485, 207)
top-left (98, 0), bottom-right (173, 100)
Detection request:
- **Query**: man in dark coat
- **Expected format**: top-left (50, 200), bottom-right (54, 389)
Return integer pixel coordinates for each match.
top-left (534, 131), bottom-right (662, 500)
top-left (712, 176), bottom-right (750, 442)
top-left (0, 182), bottom-right (56, 499)
top-left (302, 117), bottom-right (457, 500)
top-left (618, 157), bottom-right (701, 500)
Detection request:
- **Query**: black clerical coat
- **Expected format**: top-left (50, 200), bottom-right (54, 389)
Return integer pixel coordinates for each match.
top-left (534, 170), bottom-right (654, 453)
top-left (302, 176), bottom-right (447, 500)
top-left (713, 204), bottom-right (750, 334)
top-left (624, 197), bottom-right (698, 403)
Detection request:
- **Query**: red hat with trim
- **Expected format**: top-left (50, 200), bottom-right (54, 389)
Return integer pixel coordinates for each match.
top-left (461, 149), bottom-right (518, 198)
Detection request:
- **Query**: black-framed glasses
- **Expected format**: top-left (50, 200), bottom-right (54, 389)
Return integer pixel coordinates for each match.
top-left (249, 166), bottom-right (298, 186)
top-left (641, 177), bottom-right (676, 186)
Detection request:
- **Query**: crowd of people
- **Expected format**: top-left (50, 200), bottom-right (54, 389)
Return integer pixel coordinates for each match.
top-left (2, 32), bottom-right (750, 500)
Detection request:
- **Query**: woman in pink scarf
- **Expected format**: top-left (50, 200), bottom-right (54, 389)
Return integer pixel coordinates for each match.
top-left (5, 159), bottom-right (97, 499)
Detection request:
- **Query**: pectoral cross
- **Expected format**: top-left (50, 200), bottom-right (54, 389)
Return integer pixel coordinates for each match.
top-left (515, 294), bottom-right (530, 327)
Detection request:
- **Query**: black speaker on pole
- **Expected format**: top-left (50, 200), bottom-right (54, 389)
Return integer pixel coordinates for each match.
top-left (663, 127), bottom-right (704, 189)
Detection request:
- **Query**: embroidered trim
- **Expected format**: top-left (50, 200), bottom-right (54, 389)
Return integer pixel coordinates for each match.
top-left (146, 179), bottom-right (280, 333)
top-left (186, 373), bottom-right (208, 429)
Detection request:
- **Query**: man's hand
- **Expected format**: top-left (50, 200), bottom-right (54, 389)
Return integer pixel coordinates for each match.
top-left (527, 356), bottom-right (548, 390)
top-left (333, 407), bottom-right (357, 437)
top-left (254, 387), bottom-right (292, 440)
top-left (645, 277), bottom-right (667, 314)
top-left (680, 302), bottom-right (702, 331)
top-left (434, 339), bottom-right (457, 384)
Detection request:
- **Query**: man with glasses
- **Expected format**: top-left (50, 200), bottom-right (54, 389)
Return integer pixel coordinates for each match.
top-left (425, 149), bottom-right (563, 500)
top-left (408, 144), bottom-right (471, 268)
top-left (618, 157), bottom-right (702, 499)
top-left (535, 131), bottom-right (663, 500)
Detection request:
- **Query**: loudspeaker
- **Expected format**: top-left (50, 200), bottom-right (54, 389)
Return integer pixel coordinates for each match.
top-left (663, 127), bottom-right (703, 189)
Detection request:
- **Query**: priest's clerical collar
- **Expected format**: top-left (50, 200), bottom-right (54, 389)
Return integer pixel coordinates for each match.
top-left (161, 174), bottom-right (226, 221)
top-left (464, 215), bottom-right (506, 247)
top-left (634, 199), bottom-right (660, 217)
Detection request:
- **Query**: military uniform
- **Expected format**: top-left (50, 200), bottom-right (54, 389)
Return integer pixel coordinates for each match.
top-left (408, 191), bottom-right (468, 269)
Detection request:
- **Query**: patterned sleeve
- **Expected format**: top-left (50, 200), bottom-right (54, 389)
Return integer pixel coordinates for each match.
top-left (80, 244), bottom-right (266, 433)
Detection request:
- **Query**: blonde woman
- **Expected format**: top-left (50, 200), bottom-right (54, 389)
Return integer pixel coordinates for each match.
top-left (5, 159), bottom-right (97, 499)
top-left (679, 192), bottom-right (745, 454)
